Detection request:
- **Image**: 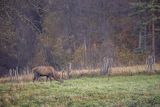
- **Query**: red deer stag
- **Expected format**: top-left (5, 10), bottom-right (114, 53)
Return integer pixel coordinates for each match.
top-left (32, 66), bottom-right (63, 82)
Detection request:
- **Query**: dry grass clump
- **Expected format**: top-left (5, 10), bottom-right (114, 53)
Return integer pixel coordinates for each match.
top-left (70, 64), bottom-right (160, 77)
top-left (0, 74), bottom-right (33, 83)
top-left (0, 64), bottom-right (160, 83)
top-left (111, 64), bottom-right (160, 75)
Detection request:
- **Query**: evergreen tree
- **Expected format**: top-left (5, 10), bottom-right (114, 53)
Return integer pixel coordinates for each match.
top-left (131, 0), bottom-right (160, 62)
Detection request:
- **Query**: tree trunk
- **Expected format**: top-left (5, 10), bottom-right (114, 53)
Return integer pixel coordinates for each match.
top-left (151, 12), bottom-right (155, 71)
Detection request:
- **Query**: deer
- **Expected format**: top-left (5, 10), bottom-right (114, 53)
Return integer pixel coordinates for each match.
top-left (32, 66), bottom-right (63, 82)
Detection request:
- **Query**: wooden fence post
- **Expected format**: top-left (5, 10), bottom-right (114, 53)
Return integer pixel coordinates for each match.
top-left (67, 62), bottom-right (72, 79)
top-left (16, 66), bottom-right (19, 82)
top-left (146, 55), bottom-right (155, 72)
top-left (108, 57), bottom-right (113, 76)
top-left (9, 69), bottom-right (12, 81)
top-left (100, 57), bottom-right (113, 76)
top-left (61, 68), bottom-right (65, 79)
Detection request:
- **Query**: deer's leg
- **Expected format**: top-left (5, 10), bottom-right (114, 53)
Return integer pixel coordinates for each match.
top-left (33, 72), bottom-right (38, 82)
top-left (49, 75), bottom-right (52, 81)
top-left (36, 74), bottom-right (40, 81)
top-left (46, 76), bottom-right (49, 82)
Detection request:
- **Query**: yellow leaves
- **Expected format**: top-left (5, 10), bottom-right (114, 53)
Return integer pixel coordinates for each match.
top-left (72, 46), bottom-right (85, 64)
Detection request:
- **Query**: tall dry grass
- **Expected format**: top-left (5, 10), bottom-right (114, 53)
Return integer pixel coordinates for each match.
top-left (0, 74), bottom-right (33, 83)
top-left (0, 64), bottom-right (160, 83)
top-left (70, 64), bottom-right (160, 76)
top-left (111, 64), bottom-right (160, 75)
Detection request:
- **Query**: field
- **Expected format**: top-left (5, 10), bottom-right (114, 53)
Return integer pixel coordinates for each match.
top-left (0, 75), bottom-right (160, 107)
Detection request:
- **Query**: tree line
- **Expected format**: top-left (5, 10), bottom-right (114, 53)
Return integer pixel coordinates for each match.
top-left (0, 0), bottom-right (159, 76)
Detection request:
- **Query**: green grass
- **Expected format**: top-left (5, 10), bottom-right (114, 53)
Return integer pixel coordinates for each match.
top-left (0, 75), bottom-right (160, 107)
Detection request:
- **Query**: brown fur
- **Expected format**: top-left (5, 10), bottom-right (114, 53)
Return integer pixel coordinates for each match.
top-left (32, 66), bottom-right (63, 82)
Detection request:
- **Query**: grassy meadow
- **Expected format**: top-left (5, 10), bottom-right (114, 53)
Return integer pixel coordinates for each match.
top-left (0, 75), bottom-right (160, 107)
